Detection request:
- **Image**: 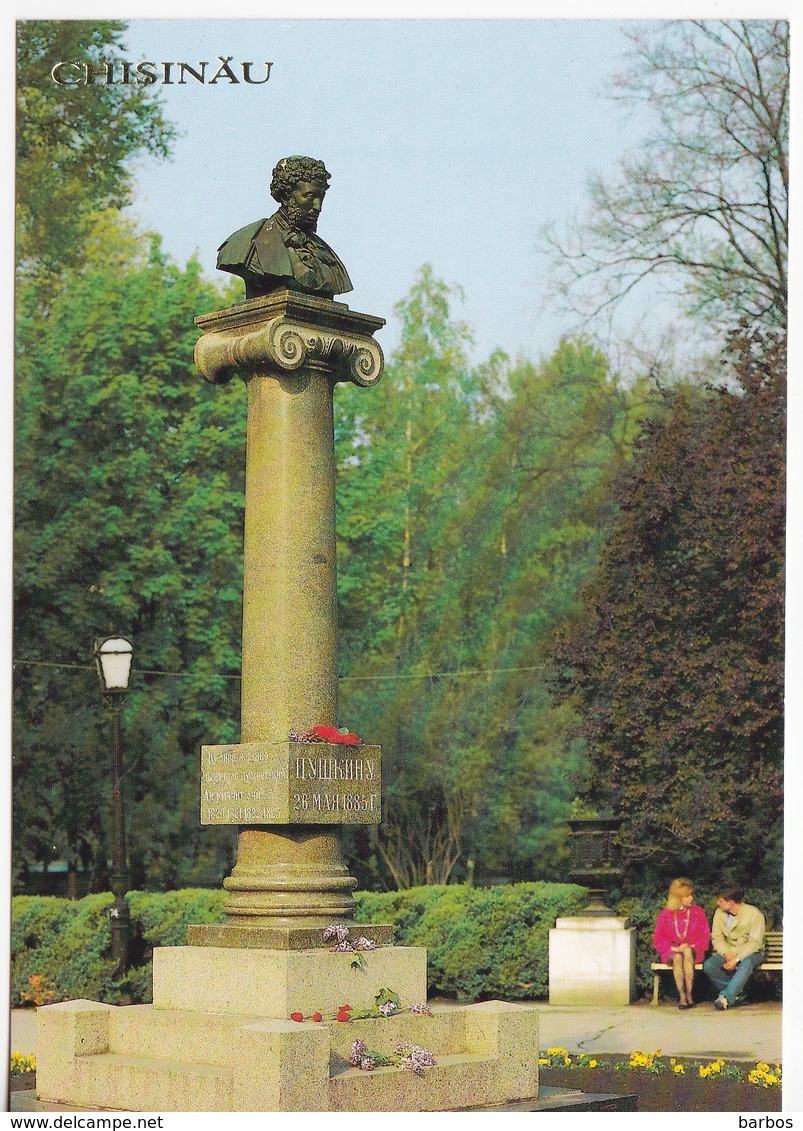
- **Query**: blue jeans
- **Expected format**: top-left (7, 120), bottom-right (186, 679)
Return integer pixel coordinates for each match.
top-left (703, 951), bottom-right (764, 1003)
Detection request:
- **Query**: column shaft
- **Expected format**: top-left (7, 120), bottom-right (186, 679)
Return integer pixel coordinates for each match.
top-left (193, 294), bottom-right (385, 930)
top-left (227, 362), bottom-right (354, 927)
top-left (241, 364), bottom-right (338, 742)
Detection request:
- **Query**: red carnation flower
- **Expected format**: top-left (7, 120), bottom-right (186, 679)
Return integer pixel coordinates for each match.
top-left (311, 725), bottom-right (341, 742)
top-left (290, 1012), bottom-right (304, 1022)
top-left (312, 1012), bottom-right (323, 1022)
top-left (308, 724), bottom-right (363, 744)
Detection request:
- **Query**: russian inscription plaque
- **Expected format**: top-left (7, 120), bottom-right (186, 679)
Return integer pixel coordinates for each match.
top-left (201, 741), bottom-right (381, 825)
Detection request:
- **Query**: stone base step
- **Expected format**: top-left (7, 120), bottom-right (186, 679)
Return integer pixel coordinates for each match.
top-left (71, 1048), bottom-right (520, 1113)
top-left (73, 1053), bottom-right (235, 1112)
top-left (11, 1085), bottom-right (639, 1115)
top-left (153, 941), bottom-right (428, 1018)
top-left (107, 1005), bottom-right (267, 1066)
top-left (37, 997), bottom-right (540, 1112)
top-left (104, 1003), bottom-right (474, 1064)
top-left (330, 1052), bottom-right (489, 1112)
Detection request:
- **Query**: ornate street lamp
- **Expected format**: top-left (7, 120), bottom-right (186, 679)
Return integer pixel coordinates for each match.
top-left (94, 636), bottom-right (133, 976)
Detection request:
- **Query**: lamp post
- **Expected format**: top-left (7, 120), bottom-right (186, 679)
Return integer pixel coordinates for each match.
top-left (94, 636), bottom-right (133, 976)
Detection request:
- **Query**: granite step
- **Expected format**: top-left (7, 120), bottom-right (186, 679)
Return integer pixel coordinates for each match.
top-left (106, 1003), bottom-right (475, 1064)
top-left (330, 1051), bottom-right (532, 1112)
top-left (73, 1052), bottom-right (236, 1112)
top-left (72, 1047), bottom-right (520, 1113)
top-left (107, 1005), bottom-right (264, 1066)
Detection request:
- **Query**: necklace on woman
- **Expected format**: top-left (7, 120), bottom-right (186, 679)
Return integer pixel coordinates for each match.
top-left (674, 910), bottom-right (691, 940)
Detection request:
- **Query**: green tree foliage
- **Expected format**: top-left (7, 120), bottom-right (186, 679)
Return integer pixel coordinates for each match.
top-left (556, 327), bottom-right (784, 887)
top-left (14, 213), bottom-right (245, 892)
top-left (14, 23), bottom-right (784, 904)
top-left (15, 242), bottom-right (641, 894)
top-left (335, 267), bottom-right (650, 887)
top-left (18, 240), bottom-right (777, 898)
top-left (16, 20), bottom-right (174, 290)
top-left (543, 20), bottom-right (789, 334)
top-left (335, 266), bottom-right (483, 666)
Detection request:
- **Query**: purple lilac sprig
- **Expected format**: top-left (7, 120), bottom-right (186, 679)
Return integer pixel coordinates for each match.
top-left (350, 1038), bottom-right (367, 1066)
top-left (323, 924), bottom-right (378, 952)
top-left (396, 1043), bottom-right (438, 1076)
top-left (323, 924), bottom-right (350, 944)
top-left (350, 1037), bottom-right (384, 1071)
top-left (350, 1037), bottom-right (437, 1075)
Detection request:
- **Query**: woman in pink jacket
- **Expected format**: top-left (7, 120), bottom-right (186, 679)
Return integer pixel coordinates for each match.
top-left (653, 877), bottom-right (711, 1008)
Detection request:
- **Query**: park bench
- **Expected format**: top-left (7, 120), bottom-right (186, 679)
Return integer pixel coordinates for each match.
top-left (651, 929), bottom-right (783, 1005)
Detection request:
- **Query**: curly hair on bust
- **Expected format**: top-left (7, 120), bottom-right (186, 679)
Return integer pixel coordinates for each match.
top-left (270, 156), bottom-right (331, 204)
top-left (665, 877), bottom-right (695, 910)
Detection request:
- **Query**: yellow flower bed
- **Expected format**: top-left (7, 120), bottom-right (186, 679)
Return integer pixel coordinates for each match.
top-left (537, 1048), bottom-right (781, 1088)
top-left (748, 1063), bottom-right (782, 1089)
top-left (628, 1048), bottom-right (662, 1070)
top-left (10, 1052), bottom-right (36, 1077)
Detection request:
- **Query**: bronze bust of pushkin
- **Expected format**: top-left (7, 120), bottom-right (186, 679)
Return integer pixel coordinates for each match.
top-left (217, 155), bottom-right (353, 300)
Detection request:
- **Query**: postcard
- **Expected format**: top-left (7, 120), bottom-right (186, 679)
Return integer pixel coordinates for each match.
top-left (8, 8), bottom-right (795, 1121)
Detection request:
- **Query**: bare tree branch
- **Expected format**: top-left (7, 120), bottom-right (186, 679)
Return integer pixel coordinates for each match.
top-left (539, 20), bottom-right (788, 336)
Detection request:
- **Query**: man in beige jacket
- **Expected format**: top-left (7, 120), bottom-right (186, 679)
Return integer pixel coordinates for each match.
top-left (703, 885), bottom-right (766, 1009)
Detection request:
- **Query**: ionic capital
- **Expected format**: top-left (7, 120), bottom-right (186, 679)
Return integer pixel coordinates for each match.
top-left (194, 290), bottom-right (385, 389)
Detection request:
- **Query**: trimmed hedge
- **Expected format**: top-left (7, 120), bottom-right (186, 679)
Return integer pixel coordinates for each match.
top-left (11, 890), bottom-right (227, 1007)
top-left (11, 883), bottom-right (780, 1008)
top-left (12, 894), bottom-right (120, 1006)
top-left (11, 883), bottom-right (587, 1006)
top-left (355, 882), bottom-right (588, 1001)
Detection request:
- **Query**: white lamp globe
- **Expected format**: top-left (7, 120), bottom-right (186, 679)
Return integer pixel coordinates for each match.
top-left (95, 637), bottom-right (133, 692)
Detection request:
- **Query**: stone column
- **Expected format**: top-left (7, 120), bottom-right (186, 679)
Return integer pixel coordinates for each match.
top-left (194, 290), bottom-right (384, 930)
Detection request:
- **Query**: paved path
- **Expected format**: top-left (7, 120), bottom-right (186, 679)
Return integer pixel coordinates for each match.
top-left (10, 1009), bottom-right (37, 1057)
top-left (535, 1000), bottom-right (782, 1063)
top-left (11, 999), bottom-right (782, 1062)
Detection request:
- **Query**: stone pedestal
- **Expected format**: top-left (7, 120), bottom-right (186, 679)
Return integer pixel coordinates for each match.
top-left (36, 943), bottom-right (540, 1112)
top-left (548, 915), bottom-right (637, 1006)
top-left (153, 943), bottom-right (427, 1018)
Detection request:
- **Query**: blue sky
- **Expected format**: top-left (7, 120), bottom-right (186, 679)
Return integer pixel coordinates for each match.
top-left (119, 18), bottom-right (652, 364)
